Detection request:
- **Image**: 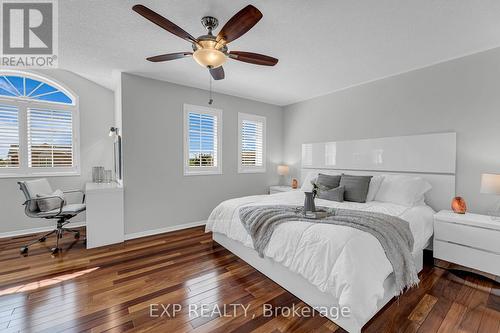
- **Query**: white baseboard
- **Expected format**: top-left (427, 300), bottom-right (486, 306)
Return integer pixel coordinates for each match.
top-left (0, 220), bottom-right (207, 242)
top-left (0, 222), bottom-right (87, 239)
top-left (124, 220), bottom-right (207, 241)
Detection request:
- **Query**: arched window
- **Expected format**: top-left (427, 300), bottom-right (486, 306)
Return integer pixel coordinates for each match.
top-left (0, 71), bottom-right (79, 177)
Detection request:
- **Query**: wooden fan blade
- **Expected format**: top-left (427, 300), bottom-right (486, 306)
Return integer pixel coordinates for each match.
top-left (216, 5), bottom-right (262, 44)
top-left (229, 51), bottom-right (278, 66)
top-left (133, 5), bottom-right (197, 44)
top-left (210, 67), bottom-right (225, 80)
top-left (147, 52), bottom-right (192, 62)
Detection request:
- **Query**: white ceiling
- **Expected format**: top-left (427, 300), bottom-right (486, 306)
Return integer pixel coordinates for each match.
top-left (59, 0), bottom-right (500, 106)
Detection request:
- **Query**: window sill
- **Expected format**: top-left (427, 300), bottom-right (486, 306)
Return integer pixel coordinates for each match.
top-left (238, 168), bottom-right (267, 174)
top-left (184, 169), bottom-right (222, 176)
top-left (0, 171), bottom-right (81, 179)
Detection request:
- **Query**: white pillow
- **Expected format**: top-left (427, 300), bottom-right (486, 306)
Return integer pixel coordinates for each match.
top-left (36, 189), bottom-right (66, 212)
top-left (300, 171), bottom-right (318, 192)
top-left (374, 175), bottom-right (432, 207)
top-left (366, 175), bottom-right (384, 202)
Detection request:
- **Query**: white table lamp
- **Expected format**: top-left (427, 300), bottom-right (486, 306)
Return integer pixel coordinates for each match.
top-left (480, 173), bottom-right (500, 219)
top-left (277, 165), bottom-right (289, 176)
top-left (277, 165), bottom-right (289, 186)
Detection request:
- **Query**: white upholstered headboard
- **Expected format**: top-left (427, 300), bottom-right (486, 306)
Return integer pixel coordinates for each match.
top-left (300, 132), bottom-right (456, 211)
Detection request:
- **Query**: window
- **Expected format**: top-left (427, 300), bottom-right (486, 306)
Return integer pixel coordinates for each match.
top-left (0, 105), bottom-right (19, 168)
top-left (0, 71), bottom-right (79, 177)
top-left (28, 108), bottom-right (73, 168)
top-left (183, 104), bottom-right (222, 175)
top-left (238, 113), bottom-right (266, 173)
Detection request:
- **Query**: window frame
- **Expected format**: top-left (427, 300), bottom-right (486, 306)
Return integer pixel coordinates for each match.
top-left (0, 71), bottom-right (80, 178)
top-left (183, 103), bottom-right (222, 176)
top-left (238, 112), bottom-right (266, 174)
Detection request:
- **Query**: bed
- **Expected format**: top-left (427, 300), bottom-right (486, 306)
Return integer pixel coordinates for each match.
top-left (206, 133), bottom-right (457, 333)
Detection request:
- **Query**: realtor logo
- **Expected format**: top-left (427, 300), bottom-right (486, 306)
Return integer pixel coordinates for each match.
top-left (1, 0), bottom-right (58, 67)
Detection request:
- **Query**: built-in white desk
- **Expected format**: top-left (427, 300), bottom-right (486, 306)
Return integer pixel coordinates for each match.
top-left (85, 182), bottom-right (124, 249)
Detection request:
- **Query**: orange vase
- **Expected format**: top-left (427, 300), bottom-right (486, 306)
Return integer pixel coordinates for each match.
top-left (451, 196), bottom-right (467, 214)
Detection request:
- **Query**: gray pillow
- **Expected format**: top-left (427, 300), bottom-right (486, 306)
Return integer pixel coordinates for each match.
top-left (317, 186), bottom-right (344, 202)
top-left (315, 173), bottom-right (342, 189)
top-left (36, 189), bottom-right (66, 212)
top-left (340, 175), bottom-right (373, 203)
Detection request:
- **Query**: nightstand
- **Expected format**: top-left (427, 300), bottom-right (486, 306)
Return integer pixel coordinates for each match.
top-left (269, 185), bottom-right (297, 194)
top-left (433, 210), bottom-right (500, 278)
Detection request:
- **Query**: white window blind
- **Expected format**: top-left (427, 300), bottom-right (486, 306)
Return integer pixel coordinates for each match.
top-left (188, 112), bottom-right (218, 167)
top-left (0, 104), bottom-right (19, 168)
top-left (0, 71), bottom-right (79, 178)
top-left (184, 104), bottom-right (222, 175)
top-left (28, 108), bottom-right (73, 168)
top-left (238, 113), bottom-right (266, 173)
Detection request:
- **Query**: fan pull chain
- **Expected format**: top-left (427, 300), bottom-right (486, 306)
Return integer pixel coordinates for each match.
top-left (208, 73), bottom-right (214, 105)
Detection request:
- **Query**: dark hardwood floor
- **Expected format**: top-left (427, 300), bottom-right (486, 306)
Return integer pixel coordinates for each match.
top-left (0, 226), bottom-right (498, 333)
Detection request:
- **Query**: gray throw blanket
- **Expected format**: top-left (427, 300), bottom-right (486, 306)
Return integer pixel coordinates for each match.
top-left (239, 205), bottom-right (419, 294)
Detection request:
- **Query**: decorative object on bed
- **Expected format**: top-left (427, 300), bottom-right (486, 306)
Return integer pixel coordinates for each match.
top-left (238, 205), bottom-right (419, 293)
top-left (291, 178), bottom-right (298, 189)
top-left (305, 209), bottom-right (329, 219)
top-left (303, 192), bottom-right (316, 212)
top-left (300, 171), bottom-right (320, 192)
top-left (375, 174), bottom-right (432, 207)
top-left (339, 174), bottom-right (372, 203)
top-left (451, 196), bottom-right (467, 214)
top-left (312, 180), bottom-right (345, 202)
top-left (480, 173), bottom-right (500, 219)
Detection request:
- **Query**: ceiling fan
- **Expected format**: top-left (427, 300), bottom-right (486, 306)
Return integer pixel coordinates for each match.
top-left (132, 4), bottom-right (278, 80)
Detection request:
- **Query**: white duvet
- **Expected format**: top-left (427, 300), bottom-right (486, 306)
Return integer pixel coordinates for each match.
top-left (205, 191), bottom-right (434, 326)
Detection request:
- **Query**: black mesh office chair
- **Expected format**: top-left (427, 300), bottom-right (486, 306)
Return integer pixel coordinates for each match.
top-left (18, 178), bottom-right (86, 255)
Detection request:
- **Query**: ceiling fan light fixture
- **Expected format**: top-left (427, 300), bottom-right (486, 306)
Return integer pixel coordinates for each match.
top-left (193, 47), bottom-right (226, 69)
top-left (134, 4), bottom-right (277, 78)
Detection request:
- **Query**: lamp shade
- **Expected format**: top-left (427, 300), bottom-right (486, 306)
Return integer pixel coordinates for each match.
top-left (480, 173), bottom-right (500, 194)
top-left (193, 48), bottom-right (226, 68)
top-left (277, 165), bottom-right (289, 176)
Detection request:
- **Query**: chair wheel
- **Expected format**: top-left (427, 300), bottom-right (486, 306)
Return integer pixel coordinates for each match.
top-left (20, 247), bottom-right (28, 254)
top-left (39, 237), bottom-right (46, 242)
top-left (74, 232), bottom-right (80, 239)
top-left (51, 247), bottom-right (60, 255)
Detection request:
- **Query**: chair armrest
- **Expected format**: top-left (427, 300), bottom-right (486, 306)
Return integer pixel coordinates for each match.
top-left (63, 189), bottom-right (85, 203)
top-left (63, 189), bottom-right (84, 194)
top-left (23, 196), bottom-right (65, 217)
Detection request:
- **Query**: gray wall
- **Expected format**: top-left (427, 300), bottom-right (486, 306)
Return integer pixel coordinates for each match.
top-left (121, 73), bottom-right (283, 235)
top-left (4, 47), bottom-right (497, 235)
top-left (0, 69), bottom-right (115, 234)
top-left (283, 47), bottom-right (500, 215)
